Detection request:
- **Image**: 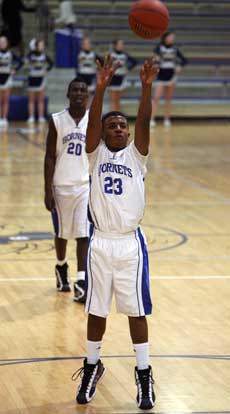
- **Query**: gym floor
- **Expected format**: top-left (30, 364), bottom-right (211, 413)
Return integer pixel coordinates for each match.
top-left (0, 121), bottom-right (229, 414)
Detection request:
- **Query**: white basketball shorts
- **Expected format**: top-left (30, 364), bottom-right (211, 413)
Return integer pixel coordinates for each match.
top-left (52, 184), bottom-right (89, 240)
top-left (85, 227), bottom-right (152, 317)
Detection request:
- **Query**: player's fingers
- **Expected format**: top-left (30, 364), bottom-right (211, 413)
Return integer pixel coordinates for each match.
top-left (96, 59), bottom-right (101, 70)
top-left (108, 55), bottom-right (113, 67)
top-left (151, 55), bottom-right (158, 63)
top-left (104, 54), bottom-right (108, 67)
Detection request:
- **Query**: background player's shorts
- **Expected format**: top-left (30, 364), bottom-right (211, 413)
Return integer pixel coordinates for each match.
top-left (0, 74), bottom-right (12, 90)
top-left (156, 68), bottom-right (177, 85)
top-left (52, 184), bottom-right (89, 240)
top-left (85, 227), bottom-right (152, 317)
top-left (27, 76), bottom-right (46, 91)
top-left (108, 75), bottom-right (127, 91)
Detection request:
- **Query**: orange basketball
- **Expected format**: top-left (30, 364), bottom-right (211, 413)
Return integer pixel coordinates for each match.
top-left (128, 0), bottom-right (170, 39)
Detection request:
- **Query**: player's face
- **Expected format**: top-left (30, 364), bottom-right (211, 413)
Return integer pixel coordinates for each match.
top-left (115, 40), bottom-right (124, 51)
top-left (165, 33), bottom-right (174, 45)
top-left (103, 116), bottom-right (129, 151)
top-left (37, 40), bottom-right (45, 52)
top-left (67, 82), bottom-right (88, 108)
top-left (82, 38), bottom-right (91, 51)
top-left (0, 36), bottom-right (8, 50)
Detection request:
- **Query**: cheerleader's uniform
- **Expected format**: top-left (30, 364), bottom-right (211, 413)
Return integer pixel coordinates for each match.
top-left (26, 51), bottom-right (53, 91)
top-left (0, 49), bottom-right (23, 90)
top-left (155, 43), bottom-right (188, 85)
top-left (77, 50), bottom-right (101, 91)
top-left (108, 50), bottom-right (137, 91)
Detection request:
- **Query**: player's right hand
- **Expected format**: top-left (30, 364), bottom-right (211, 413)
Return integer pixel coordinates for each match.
top-left (96, 55), bottom-right (120, 89)
top-left (44, 192), bottom-right (55, 211)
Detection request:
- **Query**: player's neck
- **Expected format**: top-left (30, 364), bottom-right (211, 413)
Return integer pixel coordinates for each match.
top-left (68, 107), bottom-right (86, 124)
top-left (106, 144), bottom-right (126, 152)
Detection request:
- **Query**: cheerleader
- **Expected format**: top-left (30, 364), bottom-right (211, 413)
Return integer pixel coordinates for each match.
top-left (77, 37), bottom-right (101, 92)
top-left (25, 39), bottom-right (53, 124)
top-left (0, 36), bottom-right (23, 128)
top-left (151, 31), bottom-right (188, 128)
top-left (108, 39), bottom-right (137, 111)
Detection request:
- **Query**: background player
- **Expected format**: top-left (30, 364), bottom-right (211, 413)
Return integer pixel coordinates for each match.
top-left (25, 38), bottom-right (53, 124)
top-left (77, 37), bottom-right (101, 93)
top-left (44, 76), bottom-right (89, 303)
top-left (151, 31), bottom-right (188, 128)
top-left (108, 39), bottom-right (137, 111)
top-left (72, 55), bottom-right (159, 410)
top-left (0, 35), bottom-right (23, 129)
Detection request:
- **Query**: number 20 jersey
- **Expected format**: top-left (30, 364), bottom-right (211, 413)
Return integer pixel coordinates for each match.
top-left (52, 109), bottom-right (89, 186)
top-left (88, 140), bottom-right (148, 233)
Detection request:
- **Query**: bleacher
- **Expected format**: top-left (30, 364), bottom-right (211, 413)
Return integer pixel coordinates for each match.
top-left (9, 0), bottom-right (230, 116)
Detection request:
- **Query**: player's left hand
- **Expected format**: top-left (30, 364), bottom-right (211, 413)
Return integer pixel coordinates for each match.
top-left (140, 56), bottom-right (159, 85)
top-left (96, 55), bottom-right (120, 89)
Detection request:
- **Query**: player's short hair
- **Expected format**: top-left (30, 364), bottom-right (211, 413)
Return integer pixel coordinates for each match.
top-left (102, 111), bottom-right (128, 126)
top-left (67, 76), bottom-right (88, 94)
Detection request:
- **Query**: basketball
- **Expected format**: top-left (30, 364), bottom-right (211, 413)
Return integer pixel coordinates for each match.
top-left (128, 0), bottom-right (170, 39)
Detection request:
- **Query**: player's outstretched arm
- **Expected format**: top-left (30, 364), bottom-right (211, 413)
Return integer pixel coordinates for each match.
top-left (86, 55), bottom-right (120, 153)
top-left (134, 57), bottom-right (159, 155)
top-left (44, 118), bottom-right (57, 211)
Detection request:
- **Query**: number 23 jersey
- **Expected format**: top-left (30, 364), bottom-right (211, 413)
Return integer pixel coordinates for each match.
top-left (52, 108), bottom-right (89, 186)
top-left (88, 140), bottom-right (148, 233)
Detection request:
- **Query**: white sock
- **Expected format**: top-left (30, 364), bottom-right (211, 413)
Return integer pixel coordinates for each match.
top-left (86, 340), bottom-right (102, 365)
top-left (133, 342), bottom-right (149, 370)
top-left (76, 271), bottom-right (85, 282)
top-left (57, 258), bottom-right (67, 266)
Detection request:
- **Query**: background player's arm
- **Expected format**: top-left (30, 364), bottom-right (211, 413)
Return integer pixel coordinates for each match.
top-left (176, 49), bottom-right (188, 75)
top-left (134, 57), bottom-right (159, 155)
top-left (86, 55), bottom-right (120, 153)
top-left (44, 117), bottom-right (57, 211)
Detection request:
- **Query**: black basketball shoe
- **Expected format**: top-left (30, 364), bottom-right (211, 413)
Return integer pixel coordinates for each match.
top-left (135, 365), bottom-right (156, 410)
top-left (55, 263), bottom-right (71, 292)
top-left (73, 358), bottom-right (106, 404)
top-left (73, 279), bottom-right (86, 303)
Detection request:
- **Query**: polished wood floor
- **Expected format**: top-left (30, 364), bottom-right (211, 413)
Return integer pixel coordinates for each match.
top-left (0, 121), bottom-right (230, 414)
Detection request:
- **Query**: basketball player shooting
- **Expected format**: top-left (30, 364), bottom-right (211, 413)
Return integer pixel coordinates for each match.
top-left (72, 55), bottom-right (159, 410)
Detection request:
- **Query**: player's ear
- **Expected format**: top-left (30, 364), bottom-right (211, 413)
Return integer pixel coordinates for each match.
top-left (128, 132), bottom-right (130, 137)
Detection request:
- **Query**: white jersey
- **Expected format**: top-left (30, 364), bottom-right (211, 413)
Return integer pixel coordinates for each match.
top-left (52, 108), bottom-right (89, 186)
top-left (88, 140), bottom-right (148, 233)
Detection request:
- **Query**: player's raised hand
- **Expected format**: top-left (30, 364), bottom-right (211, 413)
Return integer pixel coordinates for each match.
top-left (96, 55), bottom-right (120, 89)
top-left (140, 56), bottom-right (159, 85)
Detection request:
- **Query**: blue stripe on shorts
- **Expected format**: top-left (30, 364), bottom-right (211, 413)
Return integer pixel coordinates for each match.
top-left (51, 208), bottom-right (59, 236)
top-left (137, 228), bottom-right (152, 315)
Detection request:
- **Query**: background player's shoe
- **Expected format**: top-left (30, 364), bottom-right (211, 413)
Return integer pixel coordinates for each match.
top-left (38, 116), bottom-right (46, 123)
top-left (55, 263), bottom-right (71, 292)
top-left (27, 116), bottom-right (35, 125)
top-left (135, 366), bottom-right (156, 410)
top-left (164, 118), bottom-right (171, 128)
top-left (150, 119), bottom-right (156, 128)
top-left (73, 358), bottom-right (106, 404)
top-left (73, 280), bottom-right (86, 303)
